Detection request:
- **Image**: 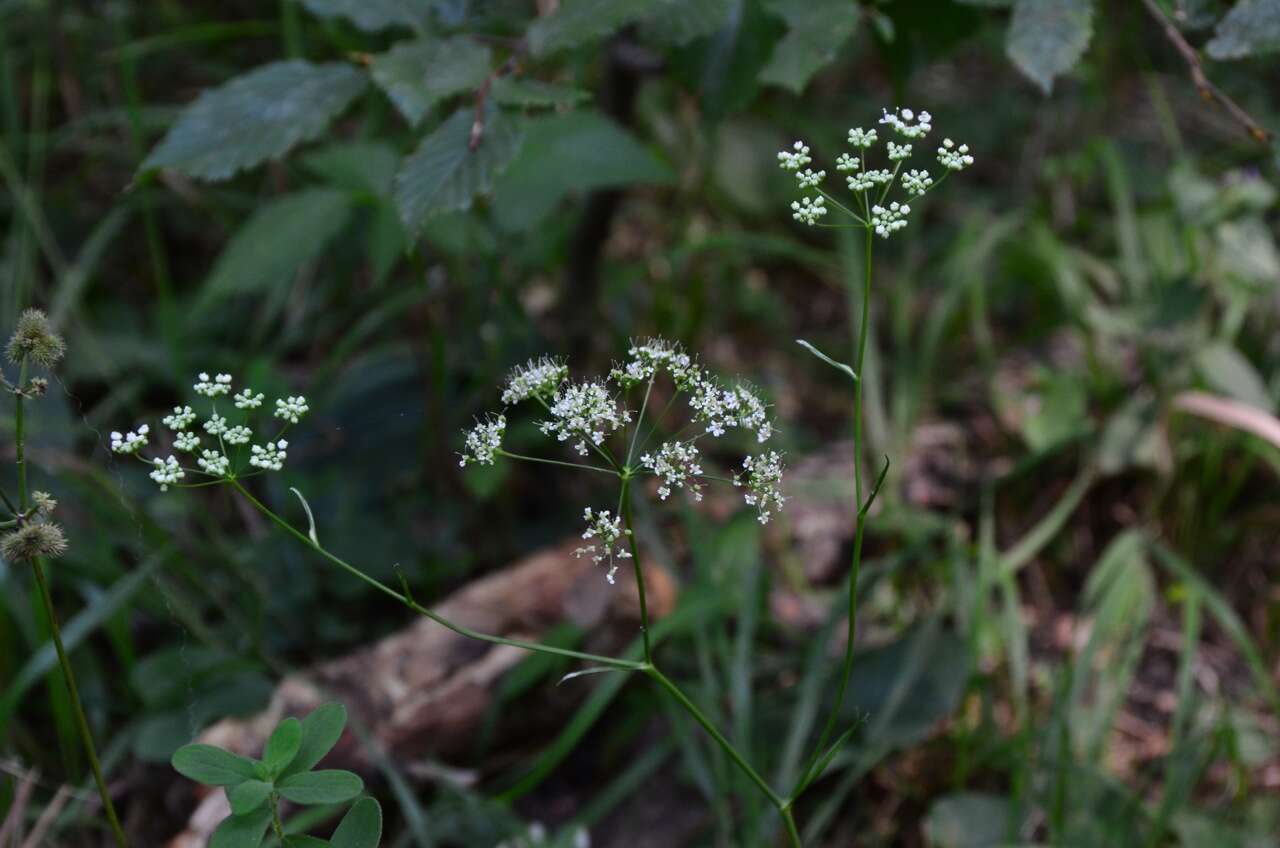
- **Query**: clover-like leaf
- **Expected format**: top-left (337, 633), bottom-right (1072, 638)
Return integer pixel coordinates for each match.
top-left (277, 769), bottom-right (364, 805)
top-left (209, 805), bottom-right (273, 848)
top-left (279, 702), bottom-right (348, 779)
top-left (227, 779), bottom-right (273, 815)
top-left (172, 743), bottom-right (259, 787)
top-left (263, 717), bottom-right (303, 776)
top-left (331, 797), bottom-right (383, 848)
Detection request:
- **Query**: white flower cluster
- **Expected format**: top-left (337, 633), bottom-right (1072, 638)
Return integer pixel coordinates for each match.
top-left (937, 138), bottom-right (974, 171)
top-left (871, 201), bottom-right (911, 238)
top-left (611, 337), bottom-right (697, 389)
top-left (194, 372), bottom-right (231, 397)
top-left (902, 169), bottom-right (934, 196)
top-left (540, 381), bottom-right (632, 456)
top-left (501, 356), bottom-right (568, 404)
top-left (163, 406), bottom-right (196, 430)
top-left (496, 823), bottom-right (590, 848)
top-left (149, 456), bottom-right (183, 491)
top-left (796, 168), bottom-right (825, 189)
top-left (111, 425), bottom-right (149, 454)
top-left (249, 440), bottom-right (288, 472)
top-left (887, 141), bottom-right (912, 161)
top-left (880, 107), bottom-right (932, 138)
top-left (847, 168), bottom-right (892, 192)
top-left (847, 127), bottom-right (878, 147)
top-left (641, 441), bottom-right (704, 502)
top-left (574, 507), bottom-right (632, 584)
top-left (275, 396), bottom-right (309, 423)
top-left (776, 141), bottom-right (812, 170)
top-left (459, 414), bottom-right (506, 467)
top-left (689, 380), bottom-right (773, 442)
top-left (835, 153), bottom-right (859, 171)
top-left (791, 195), bottom-right (827, 225)
top-left (112, 372), bottom-right (310, 489)
top-left (735, 452), bottom-right (786, 524)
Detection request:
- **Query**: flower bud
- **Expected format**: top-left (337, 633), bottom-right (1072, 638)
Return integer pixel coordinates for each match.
top-left (6, 309), bottom-right (65, 367)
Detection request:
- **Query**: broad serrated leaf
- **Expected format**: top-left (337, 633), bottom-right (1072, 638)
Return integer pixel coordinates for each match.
top-left (200, 189), bottom-right (351, 307)
top-left (1006, 0), bottom-right (1094, 94)
top-left (491, 110), bottom-right (671, 230)
top-left (263, 718), bottom-right (303, 776)
top-left (393, 106), bottom-right (525, 233)
top-left (759, 0), bottom-right (860, 92)
top-left (1195, 342), bottom-right (1274, 412)
top-left (210, 806), bottom-right (273, 848)
top-left (369, 37), bottom-right (492, 126)
top-left (141, 61), bottom-right (367, 180)
top-left (641, 0), bottom-right (736, 44)
top-left (227, 779), bottom-right (273, 815)
top-left (299, 0), bottom-right (432, 32)
top-left (528, 0), bottom-right (678, 56)
top-left (277, 770), bottom-right (364, 805)
top-left (279, 703), bottom-right (348, 779)
top-left (490, 78), bottom-right (592, 107)
top-left (172, 744), bottom-right (260, 787)
top-left (331, 798), bottom-right (383, 848)
top-left (302, 142), bottom-right (399, 196)
top-left (1206, 0), bottom-right (1280, 58)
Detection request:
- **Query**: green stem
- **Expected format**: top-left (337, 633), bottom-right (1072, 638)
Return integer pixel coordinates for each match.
top-left (798, 225), bottom-right (874, 793)
top-left (780, 807), bottom-right (803, 848)
top-left (497, 449), bottom-right (616, 476)
top-left (269, 792), bottom-right (286, 840)
top-left (620, 477), bottom-right (653, 664)
top-left (31, 558), bottom-right (129, 847)
top-left (228, 480), bottom-right (642, 670)
top-left (15, 358), bottom-right (27, 510)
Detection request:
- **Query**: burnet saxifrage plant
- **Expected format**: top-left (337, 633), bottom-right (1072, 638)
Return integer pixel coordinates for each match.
top-left (3, 310), bottom-right (128, 847)
top-left (783, 106), bottom-right (974, 817)
top-left (112, 339), bottom-right (806, 842)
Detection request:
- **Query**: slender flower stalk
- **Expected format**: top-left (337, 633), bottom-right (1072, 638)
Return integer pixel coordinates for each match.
top-left (4, 310), bottom-right (128, 847)
top-left (780, 108), bottom-right (974, 795)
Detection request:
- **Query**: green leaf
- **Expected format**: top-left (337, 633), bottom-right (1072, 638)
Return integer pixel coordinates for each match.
top-left (302, 142), bottom-right (400, 196)
top-left (1195, 342), bottom-right (1274, 412)
top-left (284, 837), bottom-right (331, 848)
top-left (172, 744), bottom-right (260, 787)
top-left (369, 37), bottom-right (492, 126)
top-left (263, 717), bottom-right (303, 776)
top-left (796, 339), bottom-right (858, 383)
top-left (640, 0), bottom-right (736, 44)
top-left (227, 779), bottom-right (273, 815)
top-left (210, 805), bottom-right (273, 848)
top-left (490, 110), bottom-right (671, 231)
top-left (277, 770), bottom-right (364, 805)
top-left (280, 702), bottom-right (348, 779)
top-left (199, 189), bottom-right (351, 307)
top-left (528, 0), bottom-right (676, 56)
top-left (331, 798), bottom-right (383, 848)
top-left (141, 61), bottom-right (367, 180)
top-left (1006, 0), bottom-right (1094, 94)
top-left (1206, 0), bottom-right (1280, 59)
top-left (393, 105), bottom-right (525, 233)
top-left (489, 79), bottom-right (592, 107)
top-left (759, 0), bottom-right (860, 93)
top-left (924, 793), bottom-right (1023, 848)
top-left (299, 0), bottom-right (432, 31)
top-left (291, 488), bottom-right (322, 546)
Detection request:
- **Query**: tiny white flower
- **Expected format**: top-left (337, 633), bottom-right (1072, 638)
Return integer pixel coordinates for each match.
top-left (224, 425), bottom-right (252, 445)
top-left (847, 168), bottom-right (893, 192)
top-left (575, 507), bottom-right (632, 584)
top-left (734, 452), bottom-right (786, 524)
top-left (835, 153), bottom-right (860, 171)
top-left (790, 195), bottom-right (827, 225)
top-left (795, 168), bottom-right (825, 189)
top-left (887, 141), bottom-right (913, 161)
top-left (847, 127), bottom-right (878, 147)
top-left (274, 395), bottom-right (309, 424)
top-left (162, 405), bottom-right (197, 430)
top-left (610, 338), bottom-right (698, 389)
top-left (204, 413), bottom-right (228, 436)
top-left (197, 449), bottom-right (231, 476)
top-left (460, 414), bottom-right (505, 467)
top-left (249, 440), bottom-right (287, 472)
top-left (149, 455), bottom-right (184, 491)
top-left (902, 168), bottom-right (934, 196)
top-left (502, 356), bottom-right (568, 404)
top-left (174, 432), bottom-right (201, 453)
top-left (110, 426), bottom-right (150, 454)
top-left (776, 140), bottom-right (812, 171)
top-left (641, 441), bottom-right (704, 502)
top-left (870, 201), bottom-right (911, 238)
top-left (194, 372), bottom-right (232, 397)
top-left (539, 381), bottom-right (630, 456)
top-left (879, 107), bottom-right (932, 139)
top-left (233, 389), bottom-right (264, 409)
top-left (937, 137), bottom-right (974, 171)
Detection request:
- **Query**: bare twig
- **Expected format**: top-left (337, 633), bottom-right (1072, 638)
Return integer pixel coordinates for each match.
top-left (1139, 0), bottom-right (1272, 144)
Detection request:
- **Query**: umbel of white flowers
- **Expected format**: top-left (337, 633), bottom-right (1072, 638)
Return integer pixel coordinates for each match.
top-left (459, 338), bottom-right (787, 581)
top-left (778, 106), bottom-right (974, 237)
top-left (110, 372), bottom-right (308, 490)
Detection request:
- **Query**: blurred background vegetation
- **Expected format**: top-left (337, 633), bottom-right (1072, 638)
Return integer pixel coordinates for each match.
top-left (1, 0), bottom-right (1279, 844)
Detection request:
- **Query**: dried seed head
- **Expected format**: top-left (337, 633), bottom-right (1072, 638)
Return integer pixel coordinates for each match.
top-left (1, 522), bottom-right (69, 562)
top-left (6, 309), bottom-right (65, 367)
top-left (32, 491), bottom-right (57, 515)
